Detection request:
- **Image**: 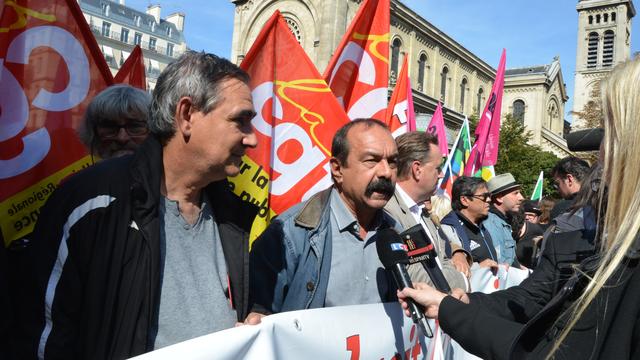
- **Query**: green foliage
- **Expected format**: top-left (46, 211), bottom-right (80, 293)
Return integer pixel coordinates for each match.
top-left (493, 114), bottom-right (561, 198)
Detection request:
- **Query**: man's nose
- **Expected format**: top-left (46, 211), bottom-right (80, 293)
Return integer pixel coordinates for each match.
top-left (243, 128), bottom-right (258, 148)
top-left (114, 127), bottom-right (130, 143)
top-left (377, 160), bottom-right (394, 179)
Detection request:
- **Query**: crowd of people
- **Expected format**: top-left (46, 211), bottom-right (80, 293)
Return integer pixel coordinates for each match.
top-left (2, 50), bottom-right (638, 359)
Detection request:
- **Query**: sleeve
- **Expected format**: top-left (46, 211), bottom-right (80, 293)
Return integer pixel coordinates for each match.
top-left (438, 296), bottom-right (522, 360)
top-left (249, 218), bottom-right (291, 315)
top-left (407, 263), bottom-right (466, 291)
top-left (440, 225), bottom-right (472, 265)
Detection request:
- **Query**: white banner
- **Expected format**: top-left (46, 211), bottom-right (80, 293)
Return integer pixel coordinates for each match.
top-left (134, 266), bottom-right (529, 360)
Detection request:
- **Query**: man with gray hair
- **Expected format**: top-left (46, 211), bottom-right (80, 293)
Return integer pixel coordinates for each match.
top-left (77, 84), bottom-right (151, 160)
top-left (17, 52), bottom-right (258, 359)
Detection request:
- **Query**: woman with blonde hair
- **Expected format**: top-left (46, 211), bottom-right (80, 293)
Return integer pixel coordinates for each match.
top-left (397, 58), bottom-right (640, 359)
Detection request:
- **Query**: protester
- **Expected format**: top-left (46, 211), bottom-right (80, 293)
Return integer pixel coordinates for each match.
top-left (522, 200), bottom-right (541, 224)
top-left (15, 52), bottom-right (258, 358)
top-left (484, 173), bottom-right (523, 267)
top-left (549, 156), bottom-right (590, 219)
top-left (510, 207), bottom-right (544, 269)
top-left (430, 194), bottom-right (452, 225)
top-left (77, 84), bottom-right (151, 159)
top-left (439, 176), bottom-right (498, 270)
top-left (398, 58), bottom-right (640, 359)
top-left (537, 196), bottom-right (555, 228)
top-left (384, 131), bottom-right (468, 289)
top-left (247, 119), bottom-right (401, 322)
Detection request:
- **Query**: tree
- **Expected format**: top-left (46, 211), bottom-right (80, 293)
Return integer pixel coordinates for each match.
top-left (494, 114), bottom-right (560, 198)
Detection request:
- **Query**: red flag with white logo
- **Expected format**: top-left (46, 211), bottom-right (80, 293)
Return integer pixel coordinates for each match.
top-left (0, 0), bottom-right (114, 245)
top-left (231, 11), bottom-right (350, 242)
top-left (323, 0), bottom-right (389, 121)
top-left (114, 44), bottom-right (146, 90)
top-left (385, 56), bottom-right (416, 138)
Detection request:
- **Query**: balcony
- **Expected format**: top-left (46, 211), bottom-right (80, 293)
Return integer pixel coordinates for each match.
top-left (89, 25), bottom-right (182, 58)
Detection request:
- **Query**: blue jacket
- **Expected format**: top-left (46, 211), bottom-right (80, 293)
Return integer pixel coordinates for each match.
top-left (440, 210), bottom-right (497, 262)
top-left (483, 208), bottom-right (518, 266)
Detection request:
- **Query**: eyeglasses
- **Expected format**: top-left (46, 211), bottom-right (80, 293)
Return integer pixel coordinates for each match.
top-left (96, 122), bottom-right (148, 139)
top-left (465, 192), bottom-right (491, 202)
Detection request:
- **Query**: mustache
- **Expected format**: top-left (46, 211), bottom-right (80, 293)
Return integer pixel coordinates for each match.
top-left (365, 178), bottom-right (395, 198)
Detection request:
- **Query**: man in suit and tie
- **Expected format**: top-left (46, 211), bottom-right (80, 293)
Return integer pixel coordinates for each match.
top-left (385, 132), bottom-right (469, 290)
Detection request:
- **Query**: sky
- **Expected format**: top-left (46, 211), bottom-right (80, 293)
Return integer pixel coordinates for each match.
top-left (124, 0), bottom-right (640, 119)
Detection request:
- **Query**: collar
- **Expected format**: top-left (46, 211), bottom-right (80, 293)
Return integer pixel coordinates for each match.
top-left (396, 185), bottom-right (423, 215)
top-left (490, 205), bottom-right (509, 222)
top-left (455, 210), bottom-right (482, 232)
top-left (330, 187), bottom-right (358, 232)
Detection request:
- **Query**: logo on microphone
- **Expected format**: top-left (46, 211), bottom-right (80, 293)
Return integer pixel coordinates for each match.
top-left (390, 242), bottom-right (408, 252)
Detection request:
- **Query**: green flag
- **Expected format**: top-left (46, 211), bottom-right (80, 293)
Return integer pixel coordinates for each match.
top-left (531, 171), bottom-right (544, 201)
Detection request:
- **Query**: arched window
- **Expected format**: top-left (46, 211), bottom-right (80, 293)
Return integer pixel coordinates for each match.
top-left (589, 15), bottom-right (593, 24)
top-left (547, 100), bottom-right (559, 130)
top-left (390, 38), bottom-right (402, 84)
top-left (476, 87), bottom-right (484, 114)
top-left (459, 78), bottom-right (467, 112)
top-left (604, 13), bottom-right (609, 22)
top-left (417, 53), bottom-right (427, 92)
top-left (596, 14), bottom-right (601, 23)
top-left (513, 100), bottom-right (525, 123)
top-left (284, 17), bottom-right (303, 44)
top-left (440, 66), bottom-right (448, 103)
top-left (603, 30), bottom-right (615, 67)
top-left (612, 12), bottom-right (616, 22)
top-left (587, 32), bottom-right (599, 68)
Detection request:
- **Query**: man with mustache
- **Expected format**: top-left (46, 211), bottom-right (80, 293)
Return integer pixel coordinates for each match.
top-left (18, 52), bottom-right (259, 359)
top-left (247, 119), bottom-right (401, 322)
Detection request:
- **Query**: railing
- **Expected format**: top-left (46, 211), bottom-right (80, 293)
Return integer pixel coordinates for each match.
top-left (89, 25), bottom-right (182, 58)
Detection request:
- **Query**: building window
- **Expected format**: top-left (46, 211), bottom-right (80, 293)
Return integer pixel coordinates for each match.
top-left (121, 28), bottom-right (129, 43)
top-left (167, 43), bottom-right (174, 57)
top-left (101, 22), bottom-right (111, 37)
top-left (134, 32), bottom-right (142, 45)
top-left (587, 32), bottom-right (598, 68)
top-left (149, 37), bottom-right (157, 51)
top-left (134, 15), bottom-right (141, 27)
top-left (101, 3), bottom-right (110, 16)
top-left (284, 17), bottom-right (303, 44)
top-left (513, 100), bottom-right (525, 123)
top-left (459, 78), bottom-right (467, 112)
top-left (589, 15), bottom-right (593, 24)
top-left (151, 21), bottom-right (156, 32)
top-left (417, 53), bottom-right (427, 92)
top-left (440, 66), bottom-right (448, 103)
top-left (390, 38), bottom-right (402, 84)
top-left (596, 14), bottom-right (601, 23)
top-left (166, 26), bottom-right (172, 37)
top-left (612, 12), bottom-right (616, 22)
top-left (604, 13), bottom-right (609, 22)
top-left (477, 87), bottom-right (484, 114)
top-left (603, 30), bottom-right (615, 67)
top-left (547, 100), bottom-right (559, 130)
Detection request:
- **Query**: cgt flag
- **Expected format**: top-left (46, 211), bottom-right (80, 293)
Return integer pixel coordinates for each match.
top-left (385, 56), bottom-right (416, 138)
top-left (464, 49), bottom-right (506, 180)
top-left (0, 0), bottom-right (113, 246)
top-left (324, 0), bottom-right (389, 121)
top-left (232, 11), bottom-right (350, 242)
top-left (114, 44), bottom-right (146, 90)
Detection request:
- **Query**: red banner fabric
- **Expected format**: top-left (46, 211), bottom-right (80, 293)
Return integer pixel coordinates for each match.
top-left (0, 0), bottom-right (113, 244)
top-left (114, 44), bottom-right (146, 90)
top-left (385, 56), bottom-right (415, 138)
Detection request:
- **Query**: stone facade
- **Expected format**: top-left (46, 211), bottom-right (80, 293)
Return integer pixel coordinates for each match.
top-left (503, 57), bottom-right (571, 157)
top-left (79, 0), bottom-right (188, 90)
top-left (229, 0), bottom-right (571, 155)
top-left (572, 0), bottom-right (635, 127)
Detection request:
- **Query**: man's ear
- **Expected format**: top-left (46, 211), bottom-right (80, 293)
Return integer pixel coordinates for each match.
top-left (460, 196), bottom-right (471, 208)
top-left (565, 174), bottom-right (575, 188)
top-left (175, 96), bottom-right (195, 139)
top-left (493, 194), bottom-right (503, 206)
top-left (411, 160), bottom-right (422, 181)
top-left (330, 157), bottom-right (343, 185)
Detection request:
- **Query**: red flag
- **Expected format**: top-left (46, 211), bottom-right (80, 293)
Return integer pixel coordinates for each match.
top-left (426, 102), bottom-right (449, 157)
top-left (323, 0), bottom-right (389, 121)
top-left (0, 0), bottom-right (113, 245)
top-left (114, 44), bottom-right (146, 90)
top-left (231, 11), bottom-right (350, 242)
top-left (464, 49), bottom-right (506, 178)
top-left (385, 56), bottom-right (416, 137)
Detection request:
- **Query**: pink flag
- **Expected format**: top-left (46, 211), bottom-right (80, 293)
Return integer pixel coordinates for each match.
top-left (464, 49), bottom-right (506, 177)
top-left (426, 102), bottom-right (449, 157)
top-left (384, 56), bottom-right (416, 137)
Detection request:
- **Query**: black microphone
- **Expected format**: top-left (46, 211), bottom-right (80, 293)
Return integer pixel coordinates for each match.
top-left (376, 228), bottom-right (433, 338)
top-left (400, 224), bottom-right (452, 294)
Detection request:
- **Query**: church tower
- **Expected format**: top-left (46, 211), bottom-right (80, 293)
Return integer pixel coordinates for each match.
top-left (572, 0), bottom-right (635, 127)
top-left (230, 0), bottom-right (361, 72)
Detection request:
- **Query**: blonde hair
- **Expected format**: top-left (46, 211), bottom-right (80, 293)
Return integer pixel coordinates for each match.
top-left (430, 194), bottom-right (452, 224)
top-left (548, 58), bottom-right (640, 357)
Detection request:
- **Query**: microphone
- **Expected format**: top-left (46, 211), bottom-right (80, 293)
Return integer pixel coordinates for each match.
top-left (376, 228), bottom-right (433, 338)
top-left (400, 224), bottom-right (452, 294)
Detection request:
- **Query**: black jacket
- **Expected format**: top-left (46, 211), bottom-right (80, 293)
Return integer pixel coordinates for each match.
top-left (15, 137), bottom-right (257, 359)
top-left (438, 225), bottom-right (640, 359)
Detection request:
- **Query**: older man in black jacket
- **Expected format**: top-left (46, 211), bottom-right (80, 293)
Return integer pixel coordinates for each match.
top-left (16, 52), bottom-right (258, 359)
